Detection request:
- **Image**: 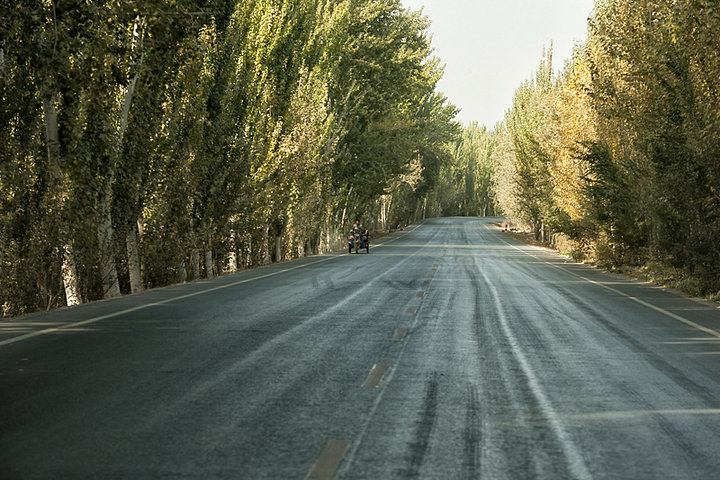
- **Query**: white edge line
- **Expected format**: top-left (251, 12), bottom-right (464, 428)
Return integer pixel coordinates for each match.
top-left (0, 255), bottom-right (339, 347)
top-left (0, 227), bottom-right (410, 348)
top-left (492, 225), bottom-right (720, 339)
top-left (1, 229), bottom-right (412, 348)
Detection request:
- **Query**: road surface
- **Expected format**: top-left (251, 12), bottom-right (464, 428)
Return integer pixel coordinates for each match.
top-left (2, 217), bottom-right (720, 479)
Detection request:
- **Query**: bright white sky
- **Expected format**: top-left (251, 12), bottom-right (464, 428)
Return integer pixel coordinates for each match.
top-left (401, 0), bottom-right (596, 127)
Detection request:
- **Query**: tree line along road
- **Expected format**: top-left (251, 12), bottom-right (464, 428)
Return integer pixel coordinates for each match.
top-left (2, 217), bottom-right (720, 479)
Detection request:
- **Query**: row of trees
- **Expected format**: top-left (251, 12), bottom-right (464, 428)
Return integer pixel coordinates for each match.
top-left (0, 0), bottom-right (459, 316)
top-left (427, 122), bottom-right (498, 218)
top-left (494, 0), bottom-right (720, 294)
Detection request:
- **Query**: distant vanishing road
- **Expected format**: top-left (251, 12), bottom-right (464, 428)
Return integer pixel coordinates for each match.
top-left (3, 217), bottom-right (720, 479)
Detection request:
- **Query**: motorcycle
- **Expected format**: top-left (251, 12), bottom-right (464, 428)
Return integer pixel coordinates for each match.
top-left (348, 230), bottom-right (370, 254)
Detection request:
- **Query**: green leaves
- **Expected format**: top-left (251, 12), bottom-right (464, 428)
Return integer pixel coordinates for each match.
top-left (0, 0), bottom-right (457, 315)
top-left (429, 122), bottom-right (495, 218)
top-left (493, 0), bottom-right (720, 291)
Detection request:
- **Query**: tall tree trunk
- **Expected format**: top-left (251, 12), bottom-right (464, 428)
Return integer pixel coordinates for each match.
top-left (340, 186), bottom-right (353, 229)
top-left (178, 259), bottom-right (187, 283)
top-left (226, 228), bottom-right (237, 273)
top-left (380, 195), bottom-right (388, 230)
top-left (44, 96), bottom-right (81, 306)
top-left (245, 234), bottom-right (252, 268)
top-left (126, 221), bottom-right (143, 293)
top-left (98, 180), bottom-right (121, 298)
top-left (386, 195), bottom-right (393, 230)
top-left (61, 241), bottom-right (81, 306)
top-left (98, 16), bottom-right (143, 299)
top-left (191, 249), bottom-right (200, 279)
top-left (262, 225), bottom-right (271, 265)
top-left (274, 235), bottom-right (282, 263)
top-left (321, 219), bottom-right (330, 253)
top-left (226, 250), bottom-right (238, 273)
top-left (204, 234), bottom-right (214, 278)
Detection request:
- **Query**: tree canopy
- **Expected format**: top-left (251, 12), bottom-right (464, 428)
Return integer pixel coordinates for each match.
top-left (493, 0), bottom-right (720, 296)
top-left (6, 0), bottom-right (720, 315)
top-left (0, 0), bottom-right (459, 316)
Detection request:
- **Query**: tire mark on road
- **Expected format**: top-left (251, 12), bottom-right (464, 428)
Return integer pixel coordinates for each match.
top-left (463, 383), bottom-right (481, 480)
top-left (397, 373), bottom-right (439, 478)
top-left (546, 280), bottom-right (720, 409)
top-left (467, 261), bottom-right (539, 476)
top-left (476, 266), bottom-right (593, 480)
top-left (334, 223), bottom-right (446, 477)
top-left (489, 223), bottom-right (720, 340)
top-left (617, 381), bottom-right (708, 465)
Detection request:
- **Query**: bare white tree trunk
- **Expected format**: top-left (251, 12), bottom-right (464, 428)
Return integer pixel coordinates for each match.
top-left (226, 228), bottom-right (238, 273)
top-left (204, 235), bottom-right (214, 278)
top-left (204, 250), bottom-right (214, 278)
top-left (380, 195), bottom-right (387, 230)
top-left (61, 241), bottom-right (81, 306)
top-left (226, 250), bottom-right (238, 272)
top-left (191, 249), bottom-right (200, 279)
top-left (178, 259), bottom-right (187, 282)
top-left (385, 195), bottom-right (394, 230)
top-left (245, 234), bottom-right (252, 268)
top-left (321, 219), bottom-right (329, 253)
top-left (262, 225), bottom-right (271, 265)
top-left (97, 15), bottom-right (144, 299)
top-left (126, 222), bottom-right (143, 293)
top-left (45, 96), bottom-right (82, 306)
top-left (98, 182), bottom-right (121, 298)
top-left (107, 23), bottom-right (142, 294)
top-left (340, 186), bottom-right (353, 229)
top-left (274, 235), bottom-right (282, 263)
top-left (120, 18), bottom-right (143, 137)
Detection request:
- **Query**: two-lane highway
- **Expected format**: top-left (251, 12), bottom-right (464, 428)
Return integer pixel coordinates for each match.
top-left (2, 217), bottom-right (720, 479)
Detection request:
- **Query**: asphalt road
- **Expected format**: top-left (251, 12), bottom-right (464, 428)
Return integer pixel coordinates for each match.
top-left (2, 217), bottom-right (720, 479)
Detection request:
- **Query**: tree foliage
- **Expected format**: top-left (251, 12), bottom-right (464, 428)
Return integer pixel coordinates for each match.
top-left (0, 0), bottom-right (458, 316)
top-left (494, 0), bottom-right (720, 294)
top-left (428, 122), bottom-right (497, 218)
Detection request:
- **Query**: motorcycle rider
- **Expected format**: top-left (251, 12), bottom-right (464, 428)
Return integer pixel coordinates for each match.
top-left (351, 219), bottom-right (364, 236)
top-left (349, 219), bottom-right (365, 253)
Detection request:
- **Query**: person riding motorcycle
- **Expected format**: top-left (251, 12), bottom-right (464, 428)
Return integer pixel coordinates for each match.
top-left (351, 219), bottom-right (364, 236)
top-left (348, 219), bottom-right (367, 253)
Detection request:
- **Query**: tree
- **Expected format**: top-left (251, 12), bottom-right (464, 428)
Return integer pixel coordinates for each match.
top-left (0, 0), bottom-right (459, 316)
